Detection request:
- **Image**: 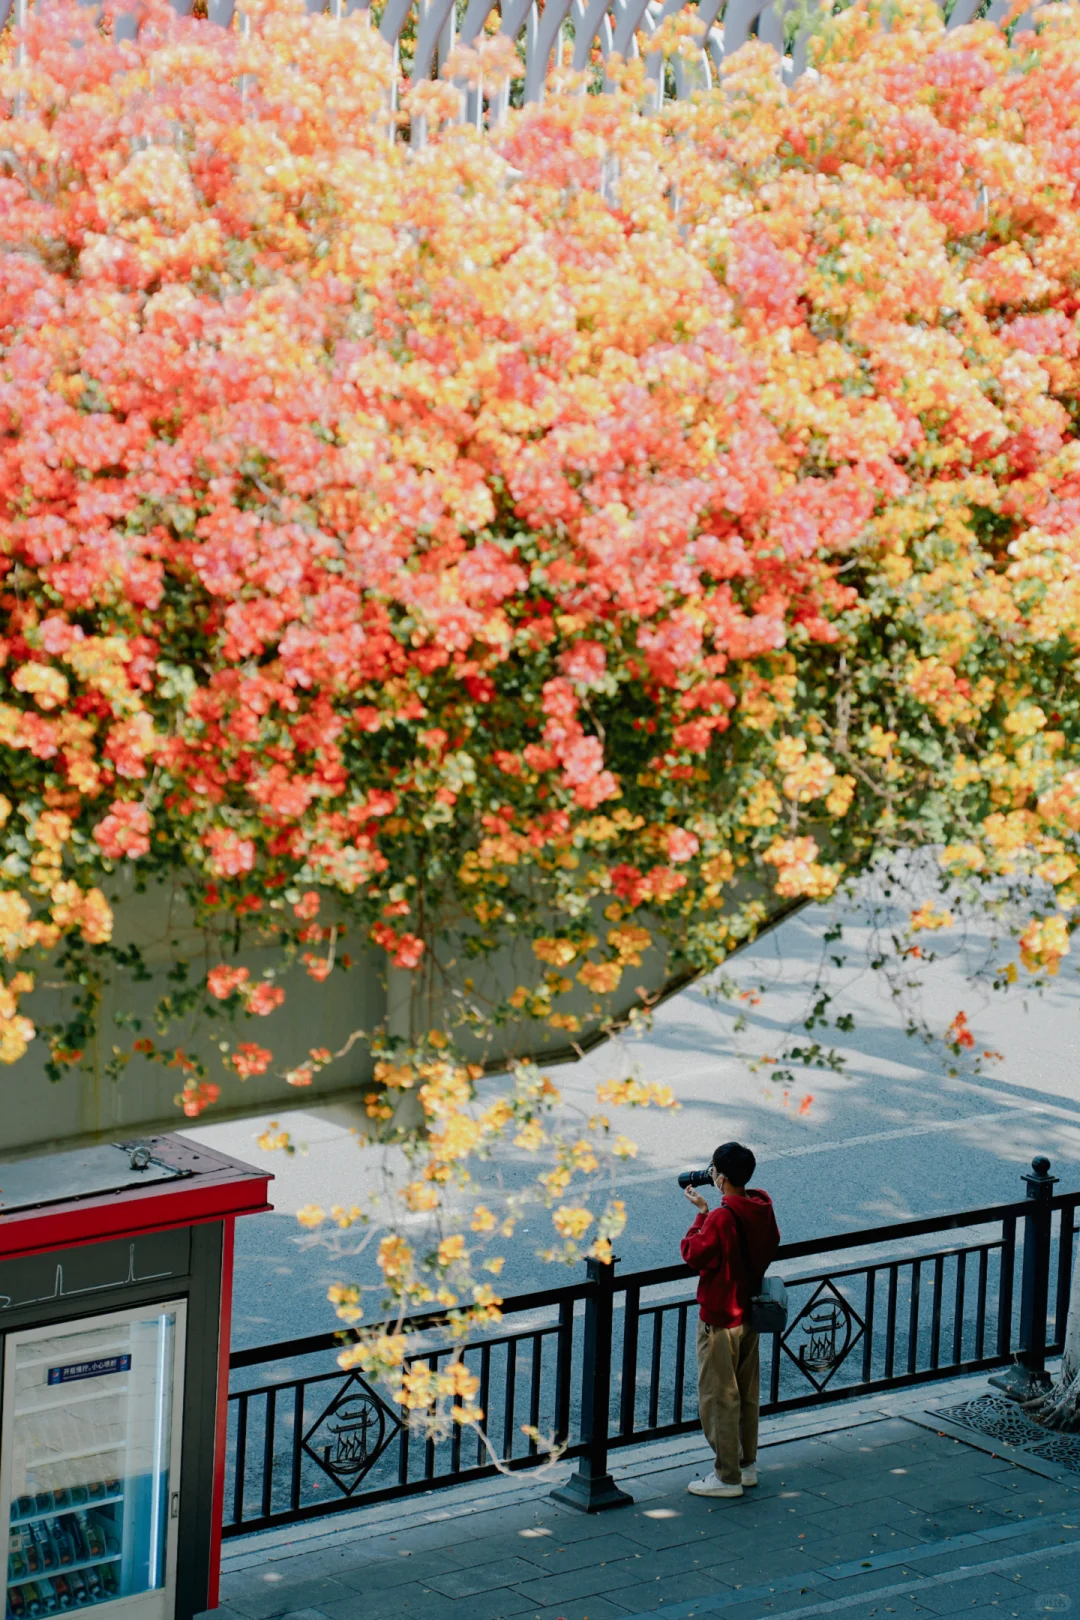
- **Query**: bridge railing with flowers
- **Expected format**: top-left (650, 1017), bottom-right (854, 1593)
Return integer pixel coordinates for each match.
top-left (224, 1159), bottom-right (1080, 1531)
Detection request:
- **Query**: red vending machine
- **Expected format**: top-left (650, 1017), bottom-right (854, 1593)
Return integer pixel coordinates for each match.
top-left (0, 1137), bottom-right (270, 1620)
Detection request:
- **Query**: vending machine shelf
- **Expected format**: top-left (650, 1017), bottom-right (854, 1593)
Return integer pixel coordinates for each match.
top-left (11, 1500), bottom-right (124, 1530)
top-left (20, 1389), bottom-right (130, 1419)
top-left (7, 1565), bottom-right (123, 1615)
top-left (19, 1449), bottom-right (124, 1473)
top-left (9, 1555), bottom-right (122, 1589)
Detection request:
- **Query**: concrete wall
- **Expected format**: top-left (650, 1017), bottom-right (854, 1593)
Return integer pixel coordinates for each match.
top-left (0, 877), bottom-right (690, 1159)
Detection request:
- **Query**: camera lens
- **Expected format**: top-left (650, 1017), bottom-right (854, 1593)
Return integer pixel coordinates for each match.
top-left (678, 1168), bottom-right (713, 1189)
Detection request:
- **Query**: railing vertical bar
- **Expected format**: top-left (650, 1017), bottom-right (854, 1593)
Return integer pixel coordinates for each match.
top-left (1056, 1208), bottom-right (1076, 1345)
top-left (424, 1354), bottom-right (439, 1480)
top-left (398, 1405), bottom-right (410, 1486)
top-left (998, 1219), bottom-right (1016, 1359)
top-left (289, 1383), bottom-right (304, 1512)
top-left (884, 1265), bottom-right (899, 1380)
top-left (862, 1269), bottom-right (876, 1383)
top-left (975, 1246), bottom-right (989, 1360)
top-left (503, 1339), bottom-right (518, 1461)
top-left (620, 1285), bottom-right (640, 1438)
top-left (929, 1256), bottom-right (944, 1370)
top-left (261, 1386), bottom-right (277, 1521)
top-left (477, 1343), bottom-right (492, 1468)
top-left (647, 1312), bottom-right (663, 1431)
top-left (952, 1249), bottom-right (967, 1366)
top-left (769, 1316), bottom-right (780, 1404)
top-left (554, 1304), bottom-right (572, 1448)
top-left (233, 1392), bottom-right (249, 1527)
top-left (450, 1358), bottom-right (464, 1475)
top-left (907, 1261), bottom-right (921, 1376)
top-left (673, 1304), bottom-right (688, 1424)
top-left (528, 1336), bottom-right (543, 1457)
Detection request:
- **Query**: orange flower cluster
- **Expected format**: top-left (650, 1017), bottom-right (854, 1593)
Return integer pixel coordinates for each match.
top-left (4, 0), bottom-right (1080, 1089)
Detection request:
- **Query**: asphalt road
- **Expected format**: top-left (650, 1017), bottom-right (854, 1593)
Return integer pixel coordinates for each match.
top-left (183, 889), bottom-right (1080, 1352)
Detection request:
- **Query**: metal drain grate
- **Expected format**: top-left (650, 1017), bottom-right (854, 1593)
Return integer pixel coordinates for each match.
top-left (932, 1393), bottom-right (1080, 1475)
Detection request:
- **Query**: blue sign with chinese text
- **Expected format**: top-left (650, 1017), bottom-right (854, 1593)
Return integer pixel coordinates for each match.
top-left (47, 1354), bottom-right (131, 1385)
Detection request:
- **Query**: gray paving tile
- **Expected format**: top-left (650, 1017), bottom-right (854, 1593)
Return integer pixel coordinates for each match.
top-left (915, 1568), bottom-right (1035, 1613)
top-left (428, 1591), bottom-right (539, 1620)
top-left (889, 1482), bottom-right (1024, 1515)
top-left (512, 1533), bottom-right (646, 1576)
top-left (335, 1551), bottom-right (470, 1591)
top-left (527, 1507), bottom-right (644, 1543)
top-left (357, 1520), bottom-right (479, 1555)
top-left (909, 1543), bottom-right (1024, 1578)
top-left (880, 1504), bottom-right (1019, 1541)
top-left (810, 1509), bottom-right (923, 1548)
top-left (771, 1435), bottom-right (854, 1460)
top-left (679, 1518), bottom-right (806, 1557)
top-left (616, 1503), bottom-right (747, 1549)
top-left (520, 1599), bottom-right (633, 1620)
top-left (259, 1546), bottom-right (389, 1583)
top-left (223, 1579), bottom-right (352, 1620)
top-left (930, 1607), bottom-right (1030, 1619)
top-left (696, 1594), bottom-right (827, 1620)
top-left (805, 1532), bottom-right (920, 1567)
top-left (990, 1487), bottom-right (1077, 1514)
top-left (699, 1546), bottom-right (818, 1586)
top-left (806, 1564), bottom-right (930, 1600)
top-left (987, 1521), bottom-right (1080, 1552)
top-left (1024, 1569), bottom-right (1080, 1612)
top-left (592, 1544), bottom-right (718, 1582)
top-left (362, 1507), bottom-right (559, 1557)
top-left (443, 1529), bottom-right (568, 1569)
top-left (820, 1445), bottom-right (944, 1471)
top-left (599, 1569), bottom-right (728, 1609)
top-left (373, 1590), bottom-right (536, 1620)
top-left (760, 1468), bottom-right (847, 1494)
top-left (821, 1419), bottom-right (912, 1445)
top-left (802, 1602), bottom-right (933, 1620)
top-left (317, 1581), bottom-right (439, 1620)
top-left (812, 1475), bottom-right (982, 1510)
top-left (424, 1558), bottom-right (545, 1598)
top-left (511, 1559), bottom-right (654, 1605)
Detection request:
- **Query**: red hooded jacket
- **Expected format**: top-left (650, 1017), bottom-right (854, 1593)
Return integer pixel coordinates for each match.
top-left (680, 1188), bottom-right (781, 1330)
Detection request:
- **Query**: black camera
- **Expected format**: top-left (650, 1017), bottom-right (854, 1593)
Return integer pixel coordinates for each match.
top-left (678, 1167), bottom-right (713, 1189)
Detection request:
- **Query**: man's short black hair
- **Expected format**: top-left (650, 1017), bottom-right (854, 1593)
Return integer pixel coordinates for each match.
top-left (711, 1141), bottom-right (756, 1186)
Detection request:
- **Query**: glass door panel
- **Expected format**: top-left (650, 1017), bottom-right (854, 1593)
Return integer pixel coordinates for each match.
top-left (1, 1304), bottom-right (185, 1620)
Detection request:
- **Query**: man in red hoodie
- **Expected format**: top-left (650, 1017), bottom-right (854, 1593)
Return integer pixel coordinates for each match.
top-left (680, 1141), bottom-right (780, 1498)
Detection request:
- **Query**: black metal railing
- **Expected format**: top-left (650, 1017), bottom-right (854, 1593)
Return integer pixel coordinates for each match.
top-left (223, 1156), bottom-right (1080, 1534)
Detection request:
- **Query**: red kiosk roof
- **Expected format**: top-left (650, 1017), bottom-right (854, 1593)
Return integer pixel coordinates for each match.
top-left (0, 1135), bottom-right (272, 1259)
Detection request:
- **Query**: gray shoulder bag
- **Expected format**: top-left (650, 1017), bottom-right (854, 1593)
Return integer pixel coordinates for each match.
top-left (727, 1207), bottom-right (788, 1335)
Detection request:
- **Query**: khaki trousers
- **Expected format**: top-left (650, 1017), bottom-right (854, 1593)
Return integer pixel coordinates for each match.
top-left (696, 1320), bottom-right (760, 1485)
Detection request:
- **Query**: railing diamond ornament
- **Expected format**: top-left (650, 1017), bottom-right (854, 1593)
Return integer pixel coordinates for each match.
top-left (302, 1372), bottom-right (401, 1493)
top-left (780, 1278), bottom-right (864, 1394)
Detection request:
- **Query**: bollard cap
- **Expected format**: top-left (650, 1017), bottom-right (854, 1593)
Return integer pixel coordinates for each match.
top-left (1023, 1155), bottom-right (1058, 1189)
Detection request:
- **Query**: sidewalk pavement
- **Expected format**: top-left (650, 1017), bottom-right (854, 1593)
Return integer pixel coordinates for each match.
top-left (210, 1373), bottom-right (1080, 1620)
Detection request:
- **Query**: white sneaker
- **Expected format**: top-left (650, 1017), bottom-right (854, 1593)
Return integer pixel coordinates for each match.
top-left (687, 1474), bottom-right (743, 1498)
top-left (740, 1465), bottom-right (758, 1488)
